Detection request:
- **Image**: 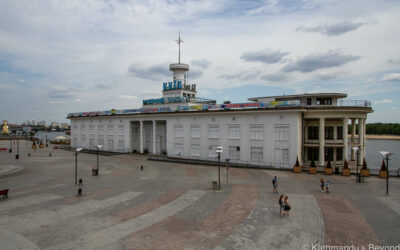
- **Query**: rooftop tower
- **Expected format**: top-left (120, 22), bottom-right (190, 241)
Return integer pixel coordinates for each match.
top-left (169, 32), bottom-right (189, 85)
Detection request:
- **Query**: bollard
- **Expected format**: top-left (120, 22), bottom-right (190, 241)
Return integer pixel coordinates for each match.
top-left (15, 154), bottom-right (19, 159)
top-left (78, 178), bottom-right (83, 186)
top-left (77, 188), bottom-right (82, 196)
top-left (28, 153), bottom-right (30, 157)
top-left (49, 153), bottom-right (52, 157)
top-left (141, 165), bottom-right (143, 171)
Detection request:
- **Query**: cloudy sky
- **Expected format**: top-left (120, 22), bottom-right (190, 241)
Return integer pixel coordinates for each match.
top-left (1, 0), bottom-right (400, 124)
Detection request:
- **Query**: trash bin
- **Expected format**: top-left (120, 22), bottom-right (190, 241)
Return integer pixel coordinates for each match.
top-left (212, 181), bottom-right (218, 190)
top-left (335, 167), bottom-right (339, 175)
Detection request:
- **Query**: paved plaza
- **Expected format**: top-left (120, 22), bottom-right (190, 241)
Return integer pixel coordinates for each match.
top-left (0, 142), bottom-right (399, 250)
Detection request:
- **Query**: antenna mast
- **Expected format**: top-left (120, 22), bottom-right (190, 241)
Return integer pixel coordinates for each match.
top-left (176, 31), bottom-right (183, 64)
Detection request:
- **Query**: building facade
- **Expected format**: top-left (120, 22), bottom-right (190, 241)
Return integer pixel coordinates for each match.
top-left (68, 53), bottom-right (372, 168)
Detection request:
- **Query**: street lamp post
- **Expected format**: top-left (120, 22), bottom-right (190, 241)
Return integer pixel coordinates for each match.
top-left (96, 145), bottom-right (103, 176)
top-left (216, 146), bottom-right (223, 190)
top-left (352, 146), bottom-right (360, 183)
top-left (380, 151), bottom-right (393, 195)
top-left (15, 140), bottom-right (19, 159)
top-left (226, 159), bottom-right (230, 183)
top-left (75, 148), bottom-right (83, 185)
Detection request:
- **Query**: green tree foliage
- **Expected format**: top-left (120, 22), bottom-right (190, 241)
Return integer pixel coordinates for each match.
top-left (366, 123), bottom-right (400, 135)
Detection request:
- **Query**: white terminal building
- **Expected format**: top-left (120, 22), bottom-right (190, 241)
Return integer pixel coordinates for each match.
top-left (68, 42), bottom-right (373, 169)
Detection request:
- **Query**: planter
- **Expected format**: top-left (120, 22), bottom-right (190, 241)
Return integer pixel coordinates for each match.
top-left (325, 168), bottom-right (333, 175)
top-left (39, 144), bottom-right (44, 148)
top-left (32, 145), bottom-right (36, 149)
top-left (360, 169), bottom-right (370, 177)
top-left (309, 167), bottom-right (317, 174)
top-left (379, 170), bottom-right (387, 178)
top-left (342, 168), bottom-right (351, 176)
top-left (293, 166), bottom-right (302, 173)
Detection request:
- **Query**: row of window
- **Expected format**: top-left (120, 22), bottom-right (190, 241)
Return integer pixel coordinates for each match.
top-left (73, 125), bottom-right (125, 136)
top-left (175, 124), bottom-right (289, 141)
top-left (73, 137), bottom-right (125, 149)
top-left (175, 144), bottom-right (261, 162)
top-left (307, 147), bottom-right (343, 161)
top-left (307, 126), bottom-right (343, 140)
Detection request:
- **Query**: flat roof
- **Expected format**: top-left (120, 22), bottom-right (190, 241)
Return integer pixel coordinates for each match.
top-left (248, 93), bottom-right (347, 101)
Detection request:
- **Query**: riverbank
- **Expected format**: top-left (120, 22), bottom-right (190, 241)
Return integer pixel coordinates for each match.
top-left (365, 134), bottom-right (400, 140)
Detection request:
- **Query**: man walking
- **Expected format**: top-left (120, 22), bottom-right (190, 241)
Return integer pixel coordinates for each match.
top-left (272, 176), bottom-right (278, 193)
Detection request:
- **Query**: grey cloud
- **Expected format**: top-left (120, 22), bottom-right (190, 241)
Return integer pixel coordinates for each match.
top-left (241, 49), bottom-right (289, 64)
top-left (315, 72), bottom-right (342, 80)
top-left (219, 71), bottom-right (260, 81)
top-left (282, 51), bottom-right (360, 73)
top-left (297, 21), bottom-right (364, 36)
top-left (191, 59), bottom-right (210, 69)
top-left (128, 63), bottom-right (170, 80)
top-left (260, 73), bottom-right (287, 82)
top-left (47, 89), bottom-right (74, 99)
top-left (188, 69), bottom-right (204, 79)
top-left (94, 83), bottom-right (112, 89)
top-left (388, 58), bottom-right (400, 64)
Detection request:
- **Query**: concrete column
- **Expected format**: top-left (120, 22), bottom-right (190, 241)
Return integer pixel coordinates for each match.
top-left (351, 118), bottom-right (356, 161)
top-left (139, 120), bottom-right (144, 154)
top-left (358, 118), bottom-right (364, 165)
top-left (343, 118), bottom-right (348, 162)
top-left (319, 117), bottom-right (325, 166)
top-left (152, 120), bottom-right (156, 154)
top-left (363, 118), bottom-right (367, 158)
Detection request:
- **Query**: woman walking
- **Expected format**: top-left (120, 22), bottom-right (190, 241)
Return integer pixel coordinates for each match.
top-left (283, 196), bottom-right (291, 216)
top-left (279, 194), bottom-right (284, 215)
top-left (320, 177), bottom-right (325, 192)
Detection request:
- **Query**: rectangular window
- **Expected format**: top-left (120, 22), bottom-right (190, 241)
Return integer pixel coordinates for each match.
top-left (282, 149), bottom-right (289, 164)
top-left (80, 125), bottom-right (86, 135)
top-left (228, 146), bottom-right (240, 161)
top-left (337, 126), bottom-right (343, 140)
top-left (336, 148), bottom-right (343, 161)
top-left (325, 148), bottom-right (334, 161)
top-left (118, 125), bottom-right (124, 135)
top-left (208, 125), bottom-right (220, 139)
top-left (208, 145), bottom-right (218, 158)
top-left (89, 138), bottom-right (95, 148)
top-left (175, 143), bottom-right (183, 155)
top-left (80, 136), bottom-right (86, 147)
top-left (325, 126), bottom-right (334, 140)
top-left (108, 138), bottom-right (114, 150)
top-left (98, 125), bottom-right (104, 135)
top-left (307, 147), bottom-right (319, 161)
top-left (98, 138), bottom-right (104, 147)
top-left (73, 125), bottom-right (78, 134)
top-left (307, 98), bottom-right (312, 105)
top-left (250, 147), bottom-right (263, 163)
top-left (174, 125), bottom-right (184, 138)
top-left (191, 125), bottom-right (200, 138)
top-left (275, 126), bottom-right (289, 141)
top-left (73, 137), bottom-right (78, 147)
top-left (316, 98), bottom-right (332, 105)
top-left (118, 140), bottom-right (124, 149)
top-left (228, 126), bottom-right (240, 139)
top-left (108, 125), bottom-right (114, 135)
top-left (191, 144), bottom-right (200, 156)
top-left (308, 126), bottom-right (319, 140)
top-left (250, 125), bottom-right (263, 140)
top-left (89, 125), bottom-right (94, 135)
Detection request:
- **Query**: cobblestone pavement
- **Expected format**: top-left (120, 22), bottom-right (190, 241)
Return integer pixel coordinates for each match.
top-left (0, 144), bottom-right (399, 249)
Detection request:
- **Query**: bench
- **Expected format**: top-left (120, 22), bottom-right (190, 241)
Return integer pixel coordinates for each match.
top-left (0, 189), bottom-right (9, 199)
top-left (0, 148), bottom-right (7, 152)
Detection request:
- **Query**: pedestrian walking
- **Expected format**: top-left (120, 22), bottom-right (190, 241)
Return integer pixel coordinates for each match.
top-left (283, 196), bottom-right (291, 216)
top-left (279, 194), bottom-right (284, 215)
top-left (320, 177), bottom-right (325, 192)
top-left (326, 180), bottom-right (330, 194)
top-left (272, 176), bottom-right (278, 193)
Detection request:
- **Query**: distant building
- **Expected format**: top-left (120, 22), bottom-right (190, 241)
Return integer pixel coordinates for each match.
top-left (51, 122), bottom-right (59, 127)
top-left (31, 120), bottom-right (36, 126)
top-left (38, 120), bottom-right (46, 126)
top-left (60, 123), bottom-right (69, 129)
